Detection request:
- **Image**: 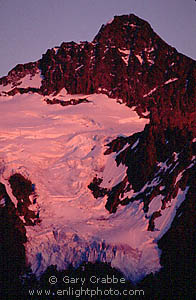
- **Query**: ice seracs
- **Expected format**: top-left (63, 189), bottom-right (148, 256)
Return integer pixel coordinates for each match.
top-left (0, 91), bottom-right (153, 281)
top-left (1, 89), bottom-right (190, 281)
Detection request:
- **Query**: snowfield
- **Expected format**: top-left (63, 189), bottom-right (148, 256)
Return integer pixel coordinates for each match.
top-left (0, 90), bottom-right (171, 281)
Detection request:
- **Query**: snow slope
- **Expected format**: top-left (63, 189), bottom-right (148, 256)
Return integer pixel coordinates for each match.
top-left (0, 70), bottom-right (42, 95)
top-left (0, 91), bottom-right (167, 281)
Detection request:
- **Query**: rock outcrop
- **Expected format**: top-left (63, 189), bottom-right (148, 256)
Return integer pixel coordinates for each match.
top-left (0, 61), bottom-right (40, 87)
top-left (0, 173), bottom-right (40, 296)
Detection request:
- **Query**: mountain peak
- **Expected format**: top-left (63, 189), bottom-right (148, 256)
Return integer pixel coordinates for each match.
top-left (105, 13), bottom-right (149, 29)
top-left (93, 13), bottom-right (153, 48)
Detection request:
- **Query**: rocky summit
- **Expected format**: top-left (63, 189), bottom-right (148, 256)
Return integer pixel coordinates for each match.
top-left (0, 14), bottom-right (195, 299)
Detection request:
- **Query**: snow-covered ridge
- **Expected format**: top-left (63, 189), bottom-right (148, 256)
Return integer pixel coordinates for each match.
top-left (0, 70), bottom-right (42, 96)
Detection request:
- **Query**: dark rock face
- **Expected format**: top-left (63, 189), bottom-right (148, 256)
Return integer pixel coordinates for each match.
top-left (88, 176), bottom-right (108, 199)
top-left (0, 174), bottom-right (40, 297)
top-left (7, 86), bottom-right (41, 96)
top-left (0, 181), bottom-right (27, 296)
top-left (37, 13), bottom-right (196, 116)
top-left (157, 175), bottom-right (196, 299)
top-left (44, 97), bottom-right (90, 107)
top-left (100, 126), bottom-right (196, 216)
top-left (8, 173), bottom-right (40, 226)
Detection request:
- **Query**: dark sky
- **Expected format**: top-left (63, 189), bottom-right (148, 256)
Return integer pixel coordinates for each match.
top-left (0, 0), bottom-right (196, 77)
